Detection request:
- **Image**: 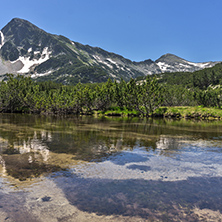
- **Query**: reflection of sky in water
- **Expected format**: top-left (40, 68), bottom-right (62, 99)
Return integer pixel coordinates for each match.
top-left (72, 135), bottom-right (222, 182)
top-left (72, 149), bottom-right (222, 182)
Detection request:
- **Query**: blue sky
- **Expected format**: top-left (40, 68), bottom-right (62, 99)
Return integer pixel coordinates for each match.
top-left (1, 0), bottom-right (222, 62)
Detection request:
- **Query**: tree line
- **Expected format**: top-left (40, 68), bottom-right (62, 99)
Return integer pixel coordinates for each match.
top-left (1, 63), bottom-right (222, 117)
top-left (159, 62), bottom-right (222, 108)
top-left (0, 74), bottom-right (163, 116)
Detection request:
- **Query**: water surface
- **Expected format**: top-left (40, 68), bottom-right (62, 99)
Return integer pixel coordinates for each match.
top-left (0, 114), bottom-right (222, 221)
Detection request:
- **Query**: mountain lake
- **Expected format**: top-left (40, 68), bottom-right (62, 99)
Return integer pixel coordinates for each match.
top-left (0, 114), bottom-right (222, 221)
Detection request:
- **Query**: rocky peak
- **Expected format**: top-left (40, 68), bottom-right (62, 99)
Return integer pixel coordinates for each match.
top-left (2, 18), bottom-right (44, 43)
top-left (155, 53), bottom-right (186, 64)
top-left (0, 18), bottom-right (59, 62)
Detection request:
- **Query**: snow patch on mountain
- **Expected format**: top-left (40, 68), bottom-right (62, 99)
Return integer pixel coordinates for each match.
top-left (15, 47), bottom-right (52, 73)
top-left (0, 31), bottom-right (4, 49)
top-left (179, 63), bottom-right (191, 68)
top-left (157, 62), bottom-right (172, 72)
top-left (107, 58), bottom-right (124, 70)
top-left (93, 55), bottom-right (114, 69)
top-left (109, 73), bottom-right (117, 78)
top-left (186, 61), bottom-right (211, 68)
top-left (92, 55), bottom-right (103, 63)
top-left (31, 70), bottom-right (53, 78)
top-left (107, 58), bottom-right (119, 66)
top-left (103, 61), bottom-right (113, 69)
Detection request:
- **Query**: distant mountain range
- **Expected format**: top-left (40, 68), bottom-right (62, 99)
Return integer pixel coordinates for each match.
top-left (0, 18), bottom-right (220, 84)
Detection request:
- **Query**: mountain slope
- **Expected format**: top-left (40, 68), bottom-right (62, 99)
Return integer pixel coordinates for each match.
top-left (155, 53), bottom-right (215, 72)
top-left (0, 18), bottom-right (220, 84)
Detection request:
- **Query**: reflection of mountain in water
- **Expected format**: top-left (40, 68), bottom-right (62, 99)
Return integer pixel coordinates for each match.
top-left (156, 136), bottom-right (182, 150)
top-left (0, 126), bottom-right (133, 180)
top-left (0, 131), bottom-right (63, 181)
top-left (20, 131), bottom-right (52, 162)
top-left (1, 115), bottom-right (222, 181)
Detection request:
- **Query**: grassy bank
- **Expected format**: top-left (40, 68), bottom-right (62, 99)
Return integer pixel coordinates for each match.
top-left (96, 107), bottom-right (140, 117)
top-left (99, 106), bottom-right (222, 119)
top-left (157, 106), bottom-right (222, 119)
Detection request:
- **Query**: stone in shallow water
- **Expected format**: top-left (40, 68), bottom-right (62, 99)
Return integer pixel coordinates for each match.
top-left (41, 196), bottom-right (51, 202)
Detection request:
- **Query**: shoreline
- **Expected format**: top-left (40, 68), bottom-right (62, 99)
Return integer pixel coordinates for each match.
top-left (1, 106), bottom-right (222, 120)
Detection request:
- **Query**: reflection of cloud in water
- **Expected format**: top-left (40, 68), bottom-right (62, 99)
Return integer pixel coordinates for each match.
top-left (182, 139), bottom-right (222, 152)
top-left (106, 151), bottom-right (149, 166)
top-left (73, 147), bottom-right (222, 181)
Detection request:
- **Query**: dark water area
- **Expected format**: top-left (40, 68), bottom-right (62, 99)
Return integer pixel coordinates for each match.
top-left (1, 114), bottom-right (222, 221)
